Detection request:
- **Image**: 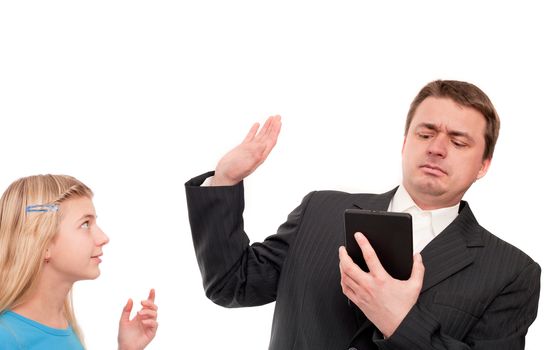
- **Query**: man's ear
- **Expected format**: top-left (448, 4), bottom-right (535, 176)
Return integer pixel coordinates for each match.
top-left (401, 136), bottom-right (407, 154)
top-left (476, 158), bottom-right (492, 180)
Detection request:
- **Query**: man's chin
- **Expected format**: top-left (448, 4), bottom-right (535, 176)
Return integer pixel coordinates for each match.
top-left (415, 180), bottom-right (447, 197)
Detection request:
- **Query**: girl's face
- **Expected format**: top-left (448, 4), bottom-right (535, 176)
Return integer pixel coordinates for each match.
top-left (46, 196), bottom-right (109, 283)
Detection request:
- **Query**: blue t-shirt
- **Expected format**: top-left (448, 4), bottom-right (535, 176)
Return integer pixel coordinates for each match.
top-left (0, 311), bottom-right (84, 350)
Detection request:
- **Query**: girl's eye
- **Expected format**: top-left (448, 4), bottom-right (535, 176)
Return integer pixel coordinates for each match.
top-left (81, 221), bottom-right (90, 229)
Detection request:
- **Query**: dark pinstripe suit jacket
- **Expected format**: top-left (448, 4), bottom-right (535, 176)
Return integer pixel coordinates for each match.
top-left (185, 171), bottom-right (541, 350)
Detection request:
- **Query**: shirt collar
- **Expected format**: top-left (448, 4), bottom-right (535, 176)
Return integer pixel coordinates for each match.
top-left (390, 185), bottom-right (460, 236)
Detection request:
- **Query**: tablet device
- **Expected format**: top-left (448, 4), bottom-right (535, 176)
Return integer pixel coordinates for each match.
top-left (344, 209), bottom-right (413, 280)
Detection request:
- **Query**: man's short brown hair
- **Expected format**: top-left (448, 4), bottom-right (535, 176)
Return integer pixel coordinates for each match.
top-left (405, 80), bottom-right (500, 160)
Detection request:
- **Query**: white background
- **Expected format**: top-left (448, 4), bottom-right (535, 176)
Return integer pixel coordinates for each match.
top-left (1, 1), bottom-right (547, 349)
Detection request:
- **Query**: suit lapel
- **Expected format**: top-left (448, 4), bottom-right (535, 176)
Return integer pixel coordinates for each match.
top-left (351, 187), bottom-right (397, 212)
top-left (420, 201), bottom-right (484, 292)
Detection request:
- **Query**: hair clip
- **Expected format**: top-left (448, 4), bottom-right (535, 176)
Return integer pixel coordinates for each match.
top-left (26, 204), bottom-right (59, 213)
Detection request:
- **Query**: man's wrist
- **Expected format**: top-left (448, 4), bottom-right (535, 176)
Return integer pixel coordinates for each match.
top-left (201, 176), bottom-right (214, 186)
top-left (210, 174), bottom-right (239, 187)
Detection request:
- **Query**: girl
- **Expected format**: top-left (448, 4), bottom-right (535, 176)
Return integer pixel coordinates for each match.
top-left (0, 175), bottom-right (158, 349)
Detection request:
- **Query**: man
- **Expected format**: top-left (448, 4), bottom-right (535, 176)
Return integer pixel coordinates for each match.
top-left (185, 80), bottom-right (540, 349)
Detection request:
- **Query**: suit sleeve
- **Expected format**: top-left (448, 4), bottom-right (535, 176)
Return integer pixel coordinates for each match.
top-left (369, 261), bottom-right (541, 350)
top-left (185, 171), bottom-right (314, 308)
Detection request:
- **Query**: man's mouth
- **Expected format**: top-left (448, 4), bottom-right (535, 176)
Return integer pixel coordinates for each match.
top-left (420, 163), bottom-right (447, 176)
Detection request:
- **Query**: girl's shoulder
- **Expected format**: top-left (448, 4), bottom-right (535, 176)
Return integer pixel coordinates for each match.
top-left (0, 311), bottom-right (82, 349)
top-left (0, 316), bottom-right (20, 348)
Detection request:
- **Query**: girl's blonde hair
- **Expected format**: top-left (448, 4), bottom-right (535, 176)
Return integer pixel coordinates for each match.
top-left (0, 174), bottom-right (93, 344)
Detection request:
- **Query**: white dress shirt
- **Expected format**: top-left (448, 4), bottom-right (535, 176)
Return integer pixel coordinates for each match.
top-left (388, 185), bottom-right (459, 254)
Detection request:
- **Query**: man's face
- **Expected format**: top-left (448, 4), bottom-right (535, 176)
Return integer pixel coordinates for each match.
top-left (402, 97), bottom-right (491, 209)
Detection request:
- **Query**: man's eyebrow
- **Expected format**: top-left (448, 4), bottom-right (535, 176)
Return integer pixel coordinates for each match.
top-left (416, 123), bottom-right (474, 141)
top-left (416, 123), bottom-right (438, 131)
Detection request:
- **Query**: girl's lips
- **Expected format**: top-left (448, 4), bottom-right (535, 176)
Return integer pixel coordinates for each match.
top-left (91, 253), bottom-right (103, 263)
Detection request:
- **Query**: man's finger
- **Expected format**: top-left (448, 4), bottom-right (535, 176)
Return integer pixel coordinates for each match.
top-left (243, 122), bottom-right (260, 143)
top-left (268, 115), bottom-right (282, 142)
top-left (262, 115), bottom-right (280, 141)
top-left (409, 253), bottom-right (425, 286)
top-left (256, 116), bottom-right (273, 139)
top-left (355, 232), bottom-right (387, 277)
top-left (340, 262), bottom-right (361, 294)
top-left (338, 246), bottom-right (370, 285)
top-left (261, 116), bottom-right (282, 159)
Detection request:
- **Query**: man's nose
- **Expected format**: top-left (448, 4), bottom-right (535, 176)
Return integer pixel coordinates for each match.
top-left (426, 134), bottom-right (448, 158)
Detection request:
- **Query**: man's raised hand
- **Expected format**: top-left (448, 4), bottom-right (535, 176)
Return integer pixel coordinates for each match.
top-left (211, 115), bottom-right (282, 186)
